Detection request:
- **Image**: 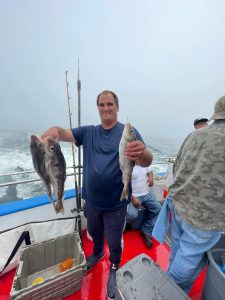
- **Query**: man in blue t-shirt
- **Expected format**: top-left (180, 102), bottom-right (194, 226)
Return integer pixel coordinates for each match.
top-left (41, 90), bottom-right (153, 300)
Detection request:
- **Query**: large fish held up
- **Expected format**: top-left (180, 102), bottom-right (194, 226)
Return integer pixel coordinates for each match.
top-left (119, 122), bottom-right (136, 200)
top-left (30, 135), bottom-right (66, 214)
top-left (30, 135), bottom-right (53, 204)
top-left (44, 137), bottom-right (66, 213)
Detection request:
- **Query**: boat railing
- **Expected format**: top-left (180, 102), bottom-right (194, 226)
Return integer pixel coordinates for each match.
top-left (0, 166), bottom-right (83, 188)
top-left (0, 162), bottom-right (170, 189)
top-left (0, 162), bottom-right (170, 219)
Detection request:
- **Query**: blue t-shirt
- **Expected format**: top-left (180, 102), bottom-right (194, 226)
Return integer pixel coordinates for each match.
top-left (71, 122), bottom-right (143, 210)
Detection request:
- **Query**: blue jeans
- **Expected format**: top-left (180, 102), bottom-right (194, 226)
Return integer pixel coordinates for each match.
top-left (126, 204), bottom-right (146, 230)
top-left (127, 191), bottom-right (161, 236)
top-left (167, 197), bottom-right (221, 293)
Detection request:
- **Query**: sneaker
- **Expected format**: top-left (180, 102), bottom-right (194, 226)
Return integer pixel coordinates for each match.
top-left (86, 250), bottom-right (104, 270)
top-left (141, 232), bottom-right (153, 248)
top-left (107, 263), bottom-right (118, 300)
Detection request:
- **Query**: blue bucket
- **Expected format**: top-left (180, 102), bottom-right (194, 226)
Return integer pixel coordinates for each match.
top-left (203, 234), bottom-right (225, 300)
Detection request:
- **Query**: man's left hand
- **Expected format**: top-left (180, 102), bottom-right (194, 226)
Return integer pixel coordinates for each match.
top-left (125, 141), bottom-right (146, 161)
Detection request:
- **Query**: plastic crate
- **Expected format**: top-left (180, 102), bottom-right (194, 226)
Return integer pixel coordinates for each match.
top-left (10, 232), bottom-right (87, 300)
top-left (116, 253), bottom-right (190, 300)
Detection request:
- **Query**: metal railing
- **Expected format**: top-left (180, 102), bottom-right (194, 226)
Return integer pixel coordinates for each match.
top-left (0, 162), bottom-right (169, 189)
top-left (0, 166), bottom-right (83, 188)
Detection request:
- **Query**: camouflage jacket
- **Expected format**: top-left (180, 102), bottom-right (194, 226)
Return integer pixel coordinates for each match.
top-left (169, 120), bottom-right (225, 231)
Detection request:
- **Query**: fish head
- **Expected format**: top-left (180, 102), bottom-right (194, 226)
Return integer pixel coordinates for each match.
top-left (44, 137), bottom-right (67, 178)
top-left (44, 137), bottom-right (62, 158)
top-left (30, 135), bottom-right (45, 157)
top-left (124, 122), bottom-right (136, 142)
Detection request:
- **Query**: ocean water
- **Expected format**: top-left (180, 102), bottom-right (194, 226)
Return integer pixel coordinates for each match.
top-left (0, 130), bottom-right (183, 204)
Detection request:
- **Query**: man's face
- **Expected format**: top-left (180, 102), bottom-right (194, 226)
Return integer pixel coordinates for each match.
top-left (97, 92), bottom-right (119, 124)
top-left (194, 122), bottom-right (208, 129)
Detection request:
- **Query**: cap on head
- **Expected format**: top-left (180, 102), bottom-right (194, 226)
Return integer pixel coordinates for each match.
top-left (193, 118), bottom-right (208, 126)
top-left (210, 95), bottom-right (225, 120)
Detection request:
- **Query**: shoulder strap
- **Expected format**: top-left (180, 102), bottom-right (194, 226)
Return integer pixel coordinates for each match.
top-left (0, 231), bottom-right (31, 274)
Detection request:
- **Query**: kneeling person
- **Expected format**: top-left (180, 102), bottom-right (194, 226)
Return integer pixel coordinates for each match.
top-left (127, 165), bottom-right (161, 248)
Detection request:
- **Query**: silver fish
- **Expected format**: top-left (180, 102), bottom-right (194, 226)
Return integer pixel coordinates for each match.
top-left (119, 122), bottom-right (136, 200)
top-left (30, 135), bottom-right (53, 204)
top-left (44, 137), bottom-right (66, 214)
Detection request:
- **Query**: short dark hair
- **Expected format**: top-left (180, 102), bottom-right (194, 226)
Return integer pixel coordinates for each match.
top-left (96, 90), bottom-right (119, 108)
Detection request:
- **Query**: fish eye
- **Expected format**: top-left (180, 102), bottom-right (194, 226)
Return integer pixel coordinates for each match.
top-left (50, 146), bottom-right (54, 151)
top-left (38, 143), bottom-right (42, 148)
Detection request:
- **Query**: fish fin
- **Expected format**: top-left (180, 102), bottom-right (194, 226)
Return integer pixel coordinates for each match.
top-left (48, 194), bottom-right (53, 204)
top-left (44, 184), bottom-right (53, 203)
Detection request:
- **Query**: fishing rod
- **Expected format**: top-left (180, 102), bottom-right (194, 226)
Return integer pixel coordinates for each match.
top-left (75, 60), bottom-right (82, 239)
top-left (77, 59), bottom-right (82, 210)
top-left (65, 70), bottom-right (82, 239)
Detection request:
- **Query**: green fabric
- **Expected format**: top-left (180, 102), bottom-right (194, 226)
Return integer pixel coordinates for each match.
top-left (169, 120), bottom-right (225, 231)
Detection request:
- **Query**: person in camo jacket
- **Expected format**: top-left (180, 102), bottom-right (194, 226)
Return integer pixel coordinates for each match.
top-left (154, 95), bottom-right (225, 294)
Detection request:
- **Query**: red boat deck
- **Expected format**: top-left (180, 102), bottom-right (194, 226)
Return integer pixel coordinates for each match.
top-left (0, 229), bottom-right (205, 300)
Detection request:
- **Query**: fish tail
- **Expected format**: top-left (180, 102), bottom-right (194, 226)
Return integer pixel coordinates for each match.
top-left (47, 193), bottom-right (56, 210)
top-left (49, 194), bottom-right (53, 204)
top-left (120, 188), bottom-right (129, 201)
top-left (45, 185), bottom-right (53, 203)
top-left (54, 199), bottom-right (65, 214)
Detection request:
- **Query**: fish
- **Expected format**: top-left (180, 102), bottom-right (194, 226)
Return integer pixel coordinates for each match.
top-left (44, 137), bottom-right (67, 213)
top-left (119, 122), bottom-right (136, 200)
top-left (30, 135), bottom-right (53, 204)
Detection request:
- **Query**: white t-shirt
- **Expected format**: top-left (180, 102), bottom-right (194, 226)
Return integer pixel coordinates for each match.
top-left (131, 165), bottom-right (151, 197)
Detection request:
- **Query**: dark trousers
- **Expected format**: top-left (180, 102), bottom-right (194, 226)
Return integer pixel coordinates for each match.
top-left (84, 201), bottom-right (127, 265)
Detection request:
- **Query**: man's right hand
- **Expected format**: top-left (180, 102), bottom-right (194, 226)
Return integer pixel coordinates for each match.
top-left (41, 126), bottom-right (75, 143)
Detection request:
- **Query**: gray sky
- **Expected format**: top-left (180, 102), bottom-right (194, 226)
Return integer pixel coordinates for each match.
top-left (0, 0), bottom-right (225, 138)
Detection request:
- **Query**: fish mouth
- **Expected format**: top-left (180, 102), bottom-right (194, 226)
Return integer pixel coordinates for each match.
top-left (31, 135), bottom-right (38, 142)
top-left (31, 135), bottom-right (44, 145)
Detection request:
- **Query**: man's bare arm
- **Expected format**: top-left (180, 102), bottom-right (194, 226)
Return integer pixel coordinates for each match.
top-left (41, 126), bottom-right (75, 143)
top-left (147, 171), bottom-right (154, 187)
